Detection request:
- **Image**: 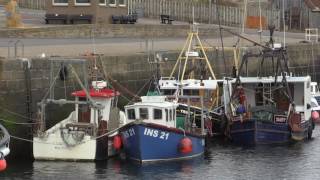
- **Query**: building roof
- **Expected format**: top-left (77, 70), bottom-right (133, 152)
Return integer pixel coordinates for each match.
top-left (305, 0), bottom-right (320, 12)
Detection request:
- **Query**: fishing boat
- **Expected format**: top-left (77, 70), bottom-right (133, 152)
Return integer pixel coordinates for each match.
top-left (223, 46), bottom-right (315, 145)
top-left (0, 124), bottom-right (10, 171)
top-left (310, 82), bottom-right (320, 123)
top-left (118, 95), bottom-right (206, 163)
top-left (33, 61), bottom-right (126, 161)
top-left (158, 24), bottom-right (224, 135)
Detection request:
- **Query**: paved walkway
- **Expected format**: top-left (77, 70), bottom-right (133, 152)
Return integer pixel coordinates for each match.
top-left (0, 6), bottom-right (311, 58)
top-left (0, 34), bottom-right (306, 58)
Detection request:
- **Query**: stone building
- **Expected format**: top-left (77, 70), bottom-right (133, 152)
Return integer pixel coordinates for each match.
top-left (45, 0), bottom-right (128, 24)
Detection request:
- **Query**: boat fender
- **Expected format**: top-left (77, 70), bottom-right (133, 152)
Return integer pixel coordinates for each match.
top-left (179, 137), bottom-right (192, 154)
top-left (0, 158), bottom-right (6, 172)
top-left (311, 111), bottom-right (319, 122)
top-left (113, 135), bottom-right (122, 150)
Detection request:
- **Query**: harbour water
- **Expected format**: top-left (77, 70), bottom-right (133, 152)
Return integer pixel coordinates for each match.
top-left (1, 126), bottom-right (320, 180)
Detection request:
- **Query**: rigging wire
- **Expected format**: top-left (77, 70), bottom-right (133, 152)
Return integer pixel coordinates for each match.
top-left (216, 2), bottom-right (227, 76)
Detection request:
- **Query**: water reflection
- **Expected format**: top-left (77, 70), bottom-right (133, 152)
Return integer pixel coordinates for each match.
top-left (0, 126), bottom-right (320, 179)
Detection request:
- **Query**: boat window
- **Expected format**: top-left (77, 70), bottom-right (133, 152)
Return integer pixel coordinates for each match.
top-left (78, 104), bottom-right (90, 123)
top-left (192, 90), bottom-right (199, 95)
top-left (127, 109), bottom-right (136, 120)
top-left (184, 90), bottom-right (200, 96)
top-left (183, 89), bottom-right (191, 95)
top-left (173, 109), bottom-right (176, 120)
top-left (169, 109), bottom-right (172, 121)
top-left (139, 108), bottom-right (149, 119)
top-left (153, 109), bottom-right (162, 120)
top-left (165, 109), bottom-right (168, 122)
top-left (162, 89), bottom-right (175, 95)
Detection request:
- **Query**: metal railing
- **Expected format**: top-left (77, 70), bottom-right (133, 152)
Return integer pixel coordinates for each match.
top-left (7, 40), bottom-right (24, 59)
top-left (129, 0), bottom-right (280, 29)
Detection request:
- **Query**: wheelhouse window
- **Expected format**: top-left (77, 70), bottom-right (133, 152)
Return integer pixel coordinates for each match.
top-left (139, 108), bottom-right (149, 119)
top-left (119, 0), bottom-right (126, 6)
top-left (52, 0), bottom-right (68, 6)
top-left (173, 109), bottom-right (176, 121)
top-left (183, 89), bottom-right (199, 96)
top-left (153, 109), bottom-right (162, 120)
top-left (109, 0), bottom-right (116, 6)
top-left (165, 109), bottom-right (168, 122)
top-left (162, 89), bottom-right (175, 95)
top-left (127, 109), bottom-right (136, 120)
top-left (75, 0), bottom-right (91, 6)
top-left (99, 0), bottom-right (106, 5)
top-left (169, 109), bottom-right (172, 121)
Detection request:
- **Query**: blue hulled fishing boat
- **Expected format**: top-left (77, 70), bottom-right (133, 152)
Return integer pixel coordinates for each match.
top-left (119, 96), bottom-right (206, 162)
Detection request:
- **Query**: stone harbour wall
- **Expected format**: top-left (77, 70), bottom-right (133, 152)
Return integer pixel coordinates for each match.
top-left (1, 42), bottom-right (320, 160)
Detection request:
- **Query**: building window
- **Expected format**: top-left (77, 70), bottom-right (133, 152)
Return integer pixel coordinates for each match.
top-left (119, 0), bottom-right (126, 7)
top-left (52, 0), bottom-right (68, 6)
top-left (153, 109), bottom-right (162, 120)
top-left (127, 109), bottom-right (136, 120)
top-left (99, 0), bottom-right (106, 5)
top-left (139, 108), bottom-right (149, 120)
top-left (75, 0), bottom-right (91, 6)
top-left (109, 0), bottom-right (116, 7)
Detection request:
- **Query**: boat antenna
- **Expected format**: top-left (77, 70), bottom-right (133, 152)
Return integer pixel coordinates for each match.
top-left (282, 0), bottom-right (286, 48)
top-left (258, 0), bottom-right (263, 43)
top-left (91, 1), bottom-right (99, 81)
top-left (242, 0), bottom-right (248, 34)
top-left (216, 1), bottom-right (227, 75)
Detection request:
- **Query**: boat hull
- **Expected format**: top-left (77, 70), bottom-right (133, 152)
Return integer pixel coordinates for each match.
top-left (120, 123), bottom-right (205, 162)
top-left (33, 134), bottom-right (108, 161)
top-left (230, 120), bottom-right (311, 145)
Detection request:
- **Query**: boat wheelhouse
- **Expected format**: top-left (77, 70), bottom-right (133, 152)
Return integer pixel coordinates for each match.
top-left (119, 96), bottom-right (206, 162)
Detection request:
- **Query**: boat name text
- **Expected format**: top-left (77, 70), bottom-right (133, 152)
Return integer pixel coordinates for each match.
top-left (144, 128), bottom-right (169, 140)
top-left (122, 128), bottom-right (135, 138)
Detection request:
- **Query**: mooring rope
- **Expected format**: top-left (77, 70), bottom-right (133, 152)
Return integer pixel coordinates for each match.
top-left (0, 105), bottom-right (38, 121)
top-left (0, 118), bottom-right (39, 125)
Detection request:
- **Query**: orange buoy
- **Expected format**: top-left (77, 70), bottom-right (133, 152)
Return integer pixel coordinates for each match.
top-left (0, 159), bottom-right (7, 171)
top-left (179, 137), bottom-right (193, 154)
top-left (312, 111), bottom-right (319, 121)
top-left (113, 135), bottom-right (122, 150)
